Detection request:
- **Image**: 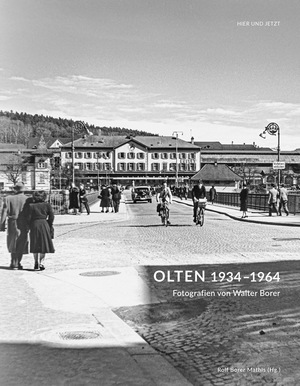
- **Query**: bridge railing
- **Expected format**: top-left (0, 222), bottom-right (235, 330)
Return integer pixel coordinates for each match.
top-left (213, 192), bottom-right (300, 215)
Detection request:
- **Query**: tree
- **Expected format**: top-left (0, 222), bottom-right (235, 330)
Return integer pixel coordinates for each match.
top-left (0, 153), bottom-right (28, 185)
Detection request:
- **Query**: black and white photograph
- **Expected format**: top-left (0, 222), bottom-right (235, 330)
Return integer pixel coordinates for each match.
top-left (0, 0), bottom-right (299, 385)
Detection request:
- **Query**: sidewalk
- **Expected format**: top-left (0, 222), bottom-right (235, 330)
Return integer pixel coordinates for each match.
top-left (0, 198), bottom-right (192, 386)
top-left (173, 197), bottom-right (300, 227)
top-left (54, 199), bottom-right (128, 226)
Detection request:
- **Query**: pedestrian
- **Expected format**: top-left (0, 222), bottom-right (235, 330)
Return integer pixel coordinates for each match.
top-left (69, 182), bottom-right (80, 215)
top-left (27, 190), bottom-right (55, 271)
top-left (268, 183), bottom-right (279, 216)
top-left (111, 182), bottom-right (121, 213)
top-left (209, 185), bottom-right (217, 205)
top-left (99, 185), bottom-right (112, 213)
top-left (191, 180), bottom-right (206, 222)
top-left (0, 182), bottom-right (29, 269)
top-left (239, 183), bottom-right (248, 218)
top-left (79, 183), bottom-right (90, 215)
top-left (278, 183), bottom-right (289, 216)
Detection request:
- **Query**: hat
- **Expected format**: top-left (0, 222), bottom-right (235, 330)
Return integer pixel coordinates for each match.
top-left (14, 182), bottom-right (25, 191)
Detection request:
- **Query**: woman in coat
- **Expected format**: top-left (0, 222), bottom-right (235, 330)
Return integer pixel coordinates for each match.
top-left (69, 182), bottom-right (80, 215)
top-left (99, 185), bottom-right (112, 213)
top-left (240, 183), bottom-right (249, 218)
top-left (27, 190), bottom-right (55, 270)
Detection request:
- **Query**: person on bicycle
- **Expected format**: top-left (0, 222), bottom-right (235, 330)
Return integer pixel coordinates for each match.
top-left (191, 180), bottom-right (206, 222)
top-left (156, 181), bottom-right (172, 225)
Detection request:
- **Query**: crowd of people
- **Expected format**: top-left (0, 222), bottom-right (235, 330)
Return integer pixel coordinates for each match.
top-left (239, 182), bottom-right (289, 218)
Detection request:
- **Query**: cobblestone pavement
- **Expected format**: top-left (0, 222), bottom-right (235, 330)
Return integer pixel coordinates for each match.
top-left (1, 195), bottom-right (300, 385)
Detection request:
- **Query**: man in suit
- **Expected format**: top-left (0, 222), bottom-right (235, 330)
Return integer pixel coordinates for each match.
top-left (192, 180), bottom-right (207, 222)
top-left (0, 182), bottom-right (29, 269)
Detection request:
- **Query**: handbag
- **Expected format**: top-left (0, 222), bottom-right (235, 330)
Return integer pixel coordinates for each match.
top-left (156, 203), bottom-right (161, 212)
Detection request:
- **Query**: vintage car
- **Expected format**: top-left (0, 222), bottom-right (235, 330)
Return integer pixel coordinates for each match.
top-left (131, 186), bottom-right (152, 203)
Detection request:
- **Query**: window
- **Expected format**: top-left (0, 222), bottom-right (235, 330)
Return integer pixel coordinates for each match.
top-left (161, 153), bottom-right (168, 159)
top-left (118, 163), bottom-right (126, 171)
top-left (180, 153), bottom-right (186, 159)
top-left (127, 163), bottom-right (135, 171)
top-left (127, 152), bottom-right (135, 159)
top-left (162, 162), bottom-right (168, 171)
top-left (38, 173), bottom-right (45, 184)
top-left (179, 163), bottom-right (187, 171)
top-left (170, 153), bottom-right (176, 159)
top-left (75, 152), bottom-right (83, 159)
top-left (118, 152), bottom-right (126, 159)
top-left (85, 163), bottom-right (92, 171)
top-left (189, 153), bottom-right (195, 159)
top-left (103, 163), bottom-right (111, 171)
top-left (84, 152), bottom-right (92, 159)
top-left (65, 152), bottom-right (72, 159)
top-left (169, 163), bottom-right (176, 171)
top-left (151, 153), bottom-right (159, 159)
top-left (74, 162), bottom-right (83, 170)
top-left (21, 173), bottom-right (27, 183)
top-left (137, 163), bottom-right (145, 171)
top-left (151, 163), bottom-right (160, 171)
top-left (37, 162), bottom-right (46, 168)
top-left (137, 153), bottom-right (145, 159)
top-left (189, 163), bottom-right (196, 171)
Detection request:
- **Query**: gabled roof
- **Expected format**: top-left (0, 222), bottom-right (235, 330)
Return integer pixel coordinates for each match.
top-left (63, 135), bottom-right (128, 149)
top-left (0, 143), bottom-right (26, 150)
top-left (191, 163), bottom-right (242, 181)
top-left (27, 137), bottom-right (73, 149)
top-left (193, 141), bottom-right (274, 152)
top-left (134, 136), bottom-right (199, 149)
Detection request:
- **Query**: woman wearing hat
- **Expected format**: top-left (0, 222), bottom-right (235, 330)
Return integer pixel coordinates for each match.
top-left (0, 181), bottom-right (29, 269)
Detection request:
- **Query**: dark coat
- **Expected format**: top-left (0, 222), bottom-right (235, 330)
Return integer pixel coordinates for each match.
top-left (69, 187), bottom-right (80, 209)
top-left (191, 184), bottom-right (206, 200)
top-left (240, 188), bottom-right (248, 211)
top-left (28, 202), bottom-right (55, 253)
top-left (1, 193), bottom-right (29, 254)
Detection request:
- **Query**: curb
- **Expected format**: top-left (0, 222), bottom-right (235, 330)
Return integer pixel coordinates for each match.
top-left (173, 199), bottom-right (300, 227)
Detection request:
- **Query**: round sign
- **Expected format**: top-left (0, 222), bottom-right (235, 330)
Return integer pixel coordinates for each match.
top-left (265, 122), bottom-right (279, 136)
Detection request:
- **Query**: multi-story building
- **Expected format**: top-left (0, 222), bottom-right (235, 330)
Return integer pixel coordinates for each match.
top-left (60, 135), bottom-right (201, 187)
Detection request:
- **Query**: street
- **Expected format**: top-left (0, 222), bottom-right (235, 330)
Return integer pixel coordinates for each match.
top-left (0, 193), bottom-right (300, 385)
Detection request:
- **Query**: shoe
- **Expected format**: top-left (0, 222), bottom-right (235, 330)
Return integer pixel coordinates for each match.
top-left (39, 264), bottom-right (45, 271)
top-left (34, 263), bottom-right (39, 270)
top-left (244, 215), bottom-right (248, 218)
top-left (10, 264), bottom-right (18, 270)
top-left (286, 213), bottom-right (289, 216)
top-left (18, 264), bottom-right (23, 270)
top-left (167, 221), bottom-right (171, 225)
top-left (101, 210), bottom-right (104, 213)
top-left (193, 218), bottom-right (196, 222)
top-left (106, 210), bottom-right (109, 213)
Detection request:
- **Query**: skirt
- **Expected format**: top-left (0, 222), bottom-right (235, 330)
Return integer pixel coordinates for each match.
top-left (30, 219), bottom-right (55, 253)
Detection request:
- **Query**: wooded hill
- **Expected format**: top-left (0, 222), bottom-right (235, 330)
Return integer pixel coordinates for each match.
top-left (0, 110), bottom-right (156, 146)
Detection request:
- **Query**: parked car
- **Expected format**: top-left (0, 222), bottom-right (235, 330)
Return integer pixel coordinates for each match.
top-left (131, 186), bottom-right (152, 203)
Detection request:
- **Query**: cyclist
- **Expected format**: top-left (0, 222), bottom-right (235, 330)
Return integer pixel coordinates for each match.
top-left (191, 180), bottom-right (206, 222)
top-left (156, 181), bottom-right (172, 225)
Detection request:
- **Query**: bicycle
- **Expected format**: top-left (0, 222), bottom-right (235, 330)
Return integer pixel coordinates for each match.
top-left (160, 200), bottom-right (170, 227)
top-left (195, 198), bottom-right (207, 227)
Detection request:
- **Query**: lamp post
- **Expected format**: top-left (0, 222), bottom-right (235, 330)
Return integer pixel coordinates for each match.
top-left (71, 121), bottom-right (93, 184)
top-left (259, 122), bottom-right (281, 185)
top-left (172, 131), bottom-right (183, 187)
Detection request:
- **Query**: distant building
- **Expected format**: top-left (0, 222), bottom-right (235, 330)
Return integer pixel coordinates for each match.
top-left (191, 163), bottom-right (242, 191)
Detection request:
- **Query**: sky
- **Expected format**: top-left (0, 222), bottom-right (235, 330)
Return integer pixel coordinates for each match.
top-left (0, 0), bottom-right (299, 149)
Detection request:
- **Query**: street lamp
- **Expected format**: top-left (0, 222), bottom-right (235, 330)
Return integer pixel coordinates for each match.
top-left (172, 131), bottom-right (183, 187)
top-left (71, 121), bottom-right (93, 184)
top-left (259, 122), bottom-right (281, 184)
